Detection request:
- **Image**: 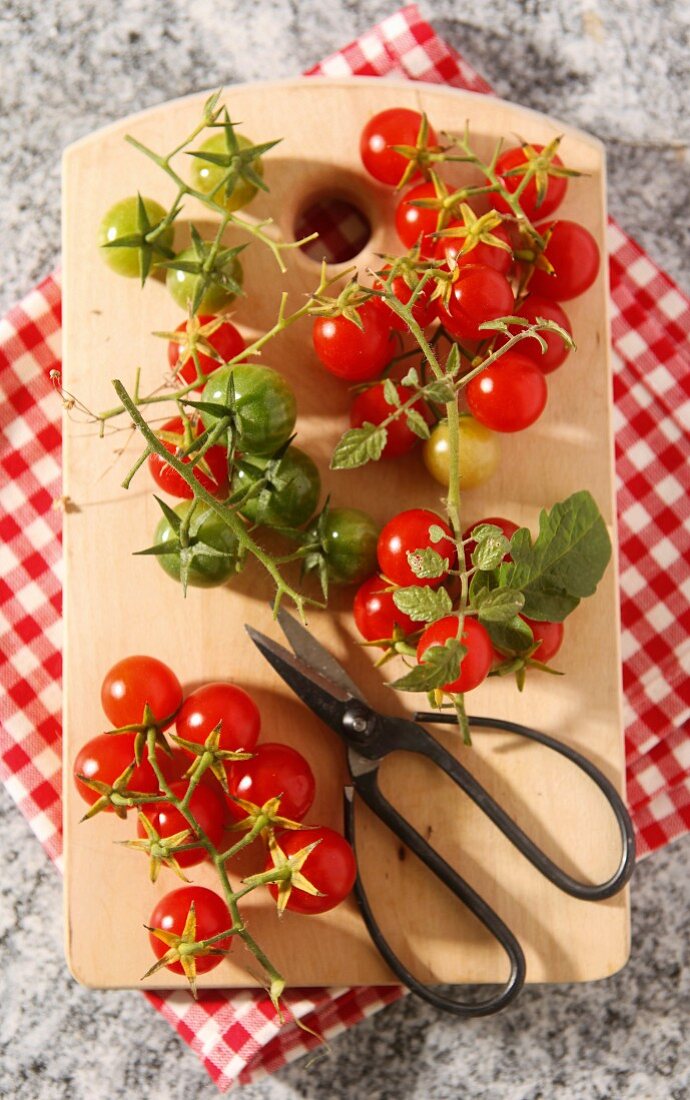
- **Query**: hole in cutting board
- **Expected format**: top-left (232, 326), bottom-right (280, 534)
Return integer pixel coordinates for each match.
top-left (294, 193), bottom-right (372, 264)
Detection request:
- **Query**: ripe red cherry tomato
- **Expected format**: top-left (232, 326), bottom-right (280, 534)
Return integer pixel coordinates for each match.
top-left (148, 886), bottom-right (232, 975)
top-left (175, 683), bottom-right (261, 758)
top-left (374, 267), bottom-right (436, 331)
top-left (353, 574), bottom-right (419, 643)
top-left (466, 352), bottom-right (548, 433)
top-left (435, 222), bottom-right (513, 276)
top-left (416, 615), bottom-right (493, 693)
top-left (360, 108), bottom-right (438, 186)
top-left (490, 144), bottom-right (568, 221)
top-left (137, 779), bottom-right (226, 866)
top-left (101, 656), bottom-right (183, 730)
top-left (462, 516), bottom-right (519, 570)
top-left (147, 416), bottom-right (230, 500)
top-left (394, 183), bottom-right (442, 254)
top-left (226, 743), bottom-right (315, 824)
top-left (436, 264), bottom-right (515, 343)
top-left (522, 616), bottom-right (565, 662)
top-left (349, 382), bottom-right (431, 460)
top-left (495, 294), bottom-right (572, 374)
top-left (312, 299), bottom-right (396, 382)
top-left (266, 827), bottom-right (357, 914)
top-left (528, 220), bottom-right (601, 301)
top-left (73, 732), bottom-right (160, 807)
top-left (168, 315), bottom-right (246, 389)
top-left (377, 509), bottom-right (456, 588)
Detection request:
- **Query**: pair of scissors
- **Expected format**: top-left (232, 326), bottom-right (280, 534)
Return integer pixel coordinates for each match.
top-left (246, 609), bottom-right (636, 1017)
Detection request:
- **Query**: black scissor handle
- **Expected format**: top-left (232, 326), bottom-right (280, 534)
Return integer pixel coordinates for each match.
top-left (413, 713), bottom-right (636, 900)
top-left (344, 776), bottom-right (526, 1017)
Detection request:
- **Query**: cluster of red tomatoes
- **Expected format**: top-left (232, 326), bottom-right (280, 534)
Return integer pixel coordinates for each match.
top-left (311, 106), bottom-right (599, 491)
top-left (73, 654), bottom-right (356, 977)
top-left (353, 510), bottom-right (564, 693)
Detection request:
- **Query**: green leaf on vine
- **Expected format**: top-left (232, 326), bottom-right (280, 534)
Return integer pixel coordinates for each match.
top-left (400, 366), bottom-right (419, 388)
top-left (405, 409), bottom-right (431, 440)
top-left (444, 343), bottom-right (461, 378)
top-left (392, 585), bottom-right (452, 622)
top-left (485, 616), bottom-right (535, 656)
top-left (429, 524), bottom-right (449, 544)
top-left (472, 533), bottom-right (511, 571)
top-left (423, 380), bottom-right (456, 403)
top-left (474, 587), bottom-right (525, 623)
top-left (406, 548), bottom-right (449, 580)
top-left (330, 424), bottom-right (387, 469)
top-left (383, 378), bottom-right (401, 408)
top-left (391, 638), bottom-right (465, 691)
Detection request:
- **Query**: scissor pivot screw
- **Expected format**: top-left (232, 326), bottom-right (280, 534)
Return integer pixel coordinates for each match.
top-left (343, 706), bottom-right (374, 742)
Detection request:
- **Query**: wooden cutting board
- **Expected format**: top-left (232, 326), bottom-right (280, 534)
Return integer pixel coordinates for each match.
top-left (62, 77), bottom-right (629, 991)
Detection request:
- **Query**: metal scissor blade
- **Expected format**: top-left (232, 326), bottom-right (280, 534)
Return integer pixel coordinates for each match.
top-left (275, 607), bottom-right (365, 703)
top-left (245, 624), bottom-right (356, 737)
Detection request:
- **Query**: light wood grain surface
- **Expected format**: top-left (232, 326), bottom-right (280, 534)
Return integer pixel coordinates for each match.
top-left (62, 77), bottom-right (628, 991)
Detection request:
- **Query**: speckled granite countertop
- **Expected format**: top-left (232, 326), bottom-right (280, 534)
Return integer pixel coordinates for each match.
top-left (1, 2), bottom-right (688, 1098)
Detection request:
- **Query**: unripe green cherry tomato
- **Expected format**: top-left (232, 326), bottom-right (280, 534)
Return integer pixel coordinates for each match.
top-left (190, 132), bottom-right (264, 212)
top-left (231, 445), bottom-right (321, 528)
top-left (154, 501), bottom-right (241, 588)
top-left (166, 247), bottom-right (243, 313)
top-left (200, 363), bottom-right (297, 455)
top-left (97, 196), bottom-right (173, 279)
top-left (422, 417), bottom-right (501, 491)
top-left (314, 508), bottom-right (379, 586)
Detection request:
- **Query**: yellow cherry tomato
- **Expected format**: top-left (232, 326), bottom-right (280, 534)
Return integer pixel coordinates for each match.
top-left (191, 132), bottom-right (264, 212)
top-left (422, 416), bottom-right (501, 490)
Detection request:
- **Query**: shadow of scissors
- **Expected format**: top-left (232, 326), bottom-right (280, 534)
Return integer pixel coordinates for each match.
top-left (246, 608), bottom-right (635, 1017)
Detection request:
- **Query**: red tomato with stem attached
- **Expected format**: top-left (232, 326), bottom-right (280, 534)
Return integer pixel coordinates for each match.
top-left (490, 144), bottom-right (568, 221)
top-left (175, 683), bottom-right (261, 758)
top-left (466, 352), bottom-right (548, 432)
top-left (138, 779), bottom-right (226, 867)
top-left (266, 827), bottom-right (357, 914)
top-left (495, 295), bottom-right (572, 374)
top-left (360, 109), bottom-right (438, 186)
top-left (226, 743), bottom-right (315, 824)
top-left (148, 886), bottom-right (233, 975)
top-left (522, 617), bottom-right (565, 663)
top-left (394, 183), bottom-right (443, 254)
top-left (436, 265), bottom-right (515, 344)
top-left (148, 416), bottom-right (230, 500)
top-left (377, 509), bottom-right (456, 588)
top-left (101, 656), bottom-right (183, 730)
top-left (73, 732), bottom-right (172, 807)
top-left (435, 222), bottom-right (513, 276)
top-left (416, 615), bottom-right (493, 693)
top-left (353, 574), bottom-right (419, 643)
top-left (528, 220), bottom-right (600, 301)
top-left (312, 299), bottom-right (396, 382)
top-left (373, 267), bottom-right (436, 331)
top-left (168, 315), bottom-right (246, 389)
top-left (350, 382), bottom-right (431, 460)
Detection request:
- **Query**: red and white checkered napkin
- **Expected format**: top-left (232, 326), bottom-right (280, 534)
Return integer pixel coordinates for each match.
top-left (1, 3), bottom-right (689, 1091)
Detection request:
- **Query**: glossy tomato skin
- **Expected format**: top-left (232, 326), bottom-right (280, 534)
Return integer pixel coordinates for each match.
top-left (350, 383), bottom-right (430, 459)
top-left (416, 615), bottom-right (493, 693)
top-left (466, 352), bottom-right (548, 433)
top-left (148, 416), bottom-right (229, 500)
top-left (522, 616), bottom-right (565, 662)
top-left (422, 417), bottom-right (500, 491)
top-left (360, 108), bottom-right (438, 186)
top-left (231, 446), bottom-right (321, 528)
top-left (97, 196), bottom-right (173, 279)
top-left (267, 827), bottom-right (357, 914)
top-left (137, 779), bottom-right (226, 867)
top-left (226, 743), bottom-right (316, 824)
top-left (190, 132), bottom-right (263, 212)
top-left (101, 656), bottom-right (183, 731)
top-left (175, 683), bottom-right (261, 756)
top-left (496, 295), bottom-right (572, 373)
top-left (148, 886), bottom-right (232, 975)
top-left (436, 264), bottom-right (515, 343)
top-left (315, 507), bottom-right (380, 586)
top-left (394, 183), bottom-right (441, 254)
top-left (167, 247), bottom-right (243, 314)
top-left (154, 501), bottom-right (241, 589)
top-left (168, 316), bottom-right (246, 389)
top-left (377, 509), bottom-right (456, 588)
top-left (312, 300), bottom-right (395, 383)
top-left (528, 220), bottom-right (600, 301)
top-left (490, 145), bottom-right (568, 221)
top-left (435, 223), bottom-right (513, 276)
top-left (74, 732), bottom-right (161, 806)
top-left (353, 574), bottom-right (419, 643)
top-left (200, 363), bottom-right (297, 455)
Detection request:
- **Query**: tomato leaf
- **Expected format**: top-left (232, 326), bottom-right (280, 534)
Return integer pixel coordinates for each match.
top-left (383, 378), bottom-right (401, 408)
top-left (393, 585), bottom-right (452, 623)
top-left (330, 424), bottom-right (387, 469)
top-left (472, 533), bottom-right (511, 571)
top-left (485, 616), bottom-right (534, 656)
top-left (423, 380), bottom-right (455, 404)
top-left (400, 367), bottom-right (419, 388)
top-left (428, 524), bottom-right (449, 544)
top-left (405, 409), bottom-right (431, 440)
top-left (500, 491), bottom-right (611, 622)
top-left (391, 638), bottom-right (464, 691)
top-left (406, 548), bottom-right (449, 579)
top-left (474, 587), bottom-right (525, 623)
top-left (443, 343), bottom-right (461, 379)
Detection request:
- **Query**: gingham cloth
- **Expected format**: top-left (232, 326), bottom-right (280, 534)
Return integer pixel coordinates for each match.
top-left (1, 4), bottom-right (689, 1091)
